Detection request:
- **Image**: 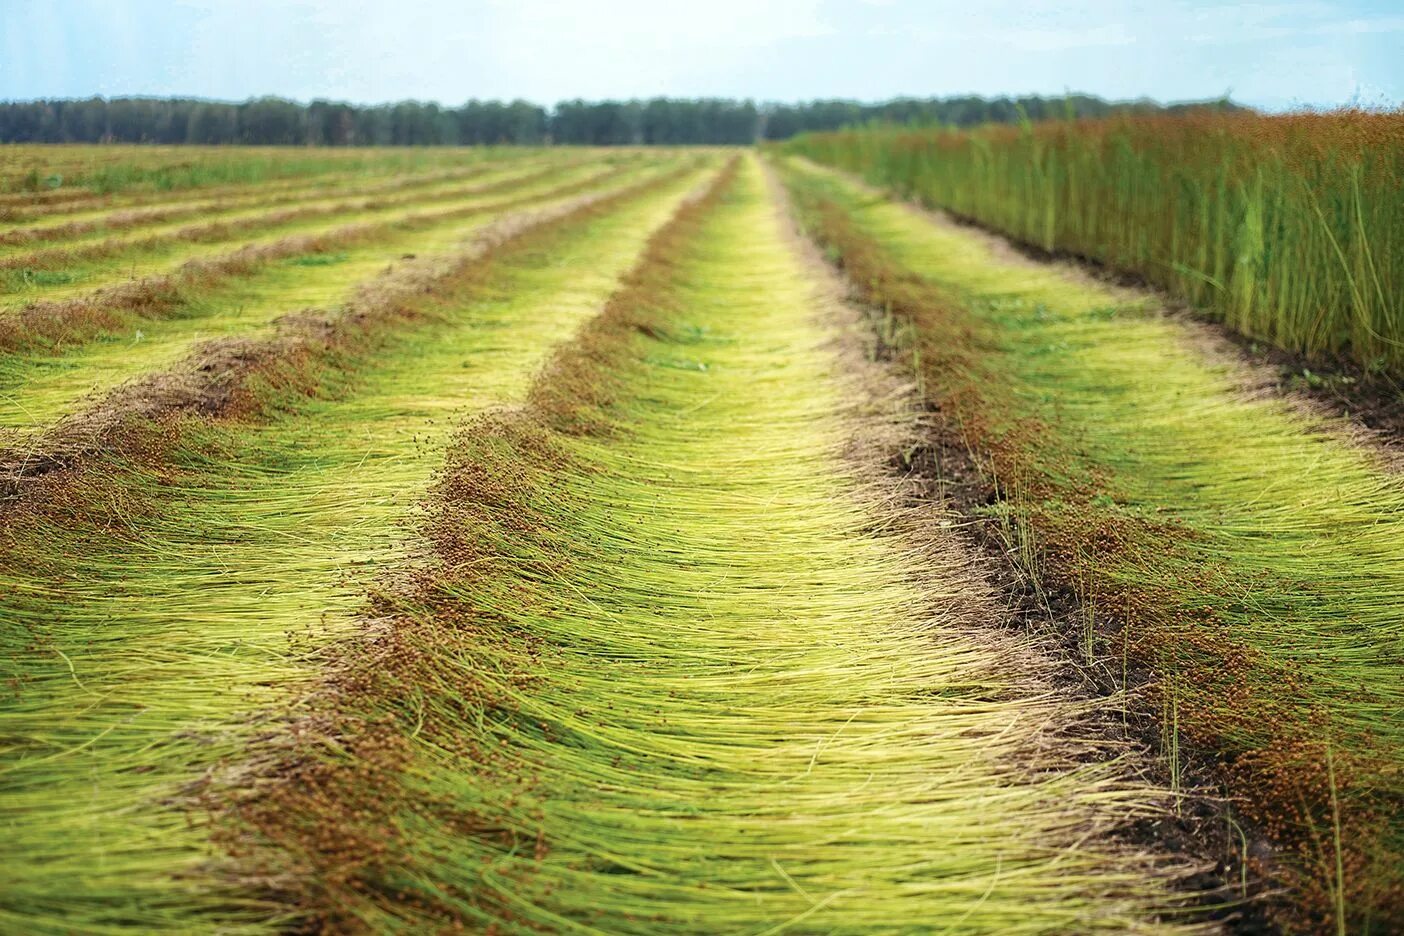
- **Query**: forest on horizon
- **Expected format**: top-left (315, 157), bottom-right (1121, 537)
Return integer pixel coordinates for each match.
top-left (0, 93), bottom-right (1242, 147)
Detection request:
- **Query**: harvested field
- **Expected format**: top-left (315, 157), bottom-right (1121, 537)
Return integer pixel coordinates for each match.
top-left (1, 138), bottom-right (1399, 935)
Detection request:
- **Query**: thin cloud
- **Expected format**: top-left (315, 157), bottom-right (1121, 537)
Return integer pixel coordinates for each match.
top-left (0, 0), bottom-right (1397, 110)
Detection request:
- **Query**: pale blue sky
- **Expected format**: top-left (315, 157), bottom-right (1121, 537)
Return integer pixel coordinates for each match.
top-left (2, 0), bottom-right (1400, 111)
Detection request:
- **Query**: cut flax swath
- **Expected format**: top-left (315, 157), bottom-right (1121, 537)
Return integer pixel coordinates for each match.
top-left (0, 158), bottom-right (720, 933)
top-left (0, 157), bottom-right (410, 224)
top-left (0, 156), bottom-right (548, 249)
top-left (0, 146), bottom-right (475, 217)
top-left (0, 160), bottom-right (704, 490)
top-left (0, 157), bottom-right (619, 311)
top-left (0, 159), bottom-right (697, 434)
top-left (0, 159), bottom-right (571, 273)
top-left (223, 155), bottom-right (1204, 933)
top-left (0, 157), bottom-right (641, 355)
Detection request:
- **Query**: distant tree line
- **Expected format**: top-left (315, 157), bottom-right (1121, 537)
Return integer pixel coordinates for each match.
top-left (0, 94), bottom-right (1238, 146)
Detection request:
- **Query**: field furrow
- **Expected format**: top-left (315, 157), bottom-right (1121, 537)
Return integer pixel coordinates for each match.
top-left (220, 154), bottom-right (1199, 933)
top-left (0, 155), bottom-right (718, 931)
top-left (778, 155), bottom-right (1404, 928)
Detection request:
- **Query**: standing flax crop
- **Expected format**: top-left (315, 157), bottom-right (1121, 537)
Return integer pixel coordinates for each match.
top-left (784, 110), bottom-right (1404, 375)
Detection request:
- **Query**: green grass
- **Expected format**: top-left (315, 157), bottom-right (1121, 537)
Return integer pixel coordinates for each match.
top-left (0, 158), bottom-right (713, 933)
top-left (778, 155), bottom-right (1404, 929)
top-left (233, 155), bottom-right (1200, 933)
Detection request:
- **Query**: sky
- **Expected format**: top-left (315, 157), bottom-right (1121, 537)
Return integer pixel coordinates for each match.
top-left (1, 0), bottom-right (1400, 111)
